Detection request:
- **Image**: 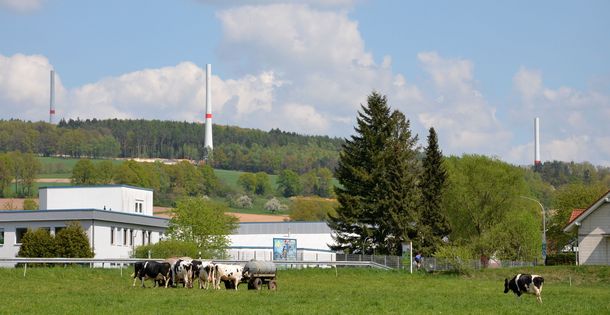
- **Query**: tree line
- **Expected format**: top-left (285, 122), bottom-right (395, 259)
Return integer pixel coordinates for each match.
top-left (0, 151), bottom-right (40, 197)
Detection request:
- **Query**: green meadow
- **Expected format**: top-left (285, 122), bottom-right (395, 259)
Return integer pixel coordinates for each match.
top-left (0, 266), bottom-right (607, 314)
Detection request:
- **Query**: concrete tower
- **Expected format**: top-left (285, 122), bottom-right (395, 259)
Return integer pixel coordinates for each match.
top-left (49, 70), bottom-right (56, 124)
top-left (204, 64), bottom-right (213, 151)
top-left (534, 117), bottom-right (541, 167)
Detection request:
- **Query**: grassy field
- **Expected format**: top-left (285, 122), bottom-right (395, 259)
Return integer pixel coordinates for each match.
top-left (0, 266), bottom-right (607, 314)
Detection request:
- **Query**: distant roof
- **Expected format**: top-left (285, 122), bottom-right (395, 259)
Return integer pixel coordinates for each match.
top-left (39, 185), bottom-right (153, 192)
top-left (564, 190), bottom-right (610, 233)
top-left (235, 221), bottom-right (331, 235)
top-left (567, 209), bottom-right (585, 225)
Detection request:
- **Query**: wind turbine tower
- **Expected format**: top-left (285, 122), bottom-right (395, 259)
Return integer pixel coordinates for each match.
top-left (534, 117), bottom-right (541, 170)
top-left (204, 64), bottom-right (213, 154)
top-left (49, 70), bottom-right (56, 124)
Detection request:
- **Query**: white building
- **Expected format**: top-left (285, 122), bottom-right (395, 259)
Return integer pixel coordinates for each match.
top-left (227, 222), bottom-right (336, 262)
top-left (0, 185), bottom-right (168, 263)
top-left (564, 191), bottom-right (610, 265)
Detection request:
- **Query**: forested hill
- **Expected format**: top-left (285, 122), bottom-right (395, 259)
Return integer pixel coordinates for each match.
top-left (0, 119), bottom-right (343, 174)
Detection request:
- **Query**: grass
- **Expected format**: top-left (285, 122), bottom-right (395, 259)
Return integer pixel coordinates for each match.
top-left (214, 168), bottom-right (279, 192)
top-left (0, 266), bottom-right (608, 314)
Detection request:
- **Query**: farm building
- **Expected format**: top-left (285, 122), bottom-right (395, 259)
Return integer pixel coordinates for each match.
top-left (0, 185), bottom-right (338, 265)
top-left (564, 190), bottom-right (610, 265)
top-left (0, 185), bottom-right (168, 265)
top-left (227, 221), bottom-right (336, 262)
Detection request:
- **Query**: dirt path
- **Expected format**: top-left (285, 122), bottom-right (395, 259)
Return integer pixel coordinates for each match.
top-left (36, 178), bottom-right (71, 183)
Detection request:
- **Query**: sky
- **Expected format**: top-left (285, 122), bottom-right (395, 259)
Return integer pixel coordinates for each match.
top-left (1, 0), bottom-right (609, 166)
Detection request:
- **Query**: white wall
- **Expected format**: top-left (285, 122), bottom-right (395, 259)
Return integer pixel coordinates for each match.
top-left (229, 233), bottom-right (334, 252)
top-left (578, 203), bottom-right (610, 265)
top-left (41, 186), bottom-right (153, 216)
top-left (0, 220), bottom-right (164, 263)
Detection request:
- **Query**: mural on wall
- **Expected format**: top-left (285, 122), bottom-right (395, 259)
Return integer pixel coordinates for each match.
top-left (273, 238), bottom-right (297, 261)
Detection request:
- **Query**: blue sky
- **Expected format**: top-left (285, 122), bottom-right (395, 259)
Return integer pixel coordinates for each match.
top-left (1, 0), bottom-right (609, 166)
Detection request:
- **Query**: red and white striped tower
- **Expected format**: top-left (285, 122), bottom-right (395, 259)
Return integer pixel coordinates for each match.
top-left (534, 117), bottom-right (541, 167)
top-left (204, 64), bottom-right (213, 151)
top-left (49, 70), bottom-right (56, 124)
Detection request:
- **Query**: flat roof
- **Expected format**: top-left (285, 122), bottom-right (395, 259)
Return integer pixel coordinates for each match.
top-left (39, 185), bottom-right (154, 192)
top-left (0, 209), bottom-right (168, 228)
top-left (235, 221), bottom-right (331, 235)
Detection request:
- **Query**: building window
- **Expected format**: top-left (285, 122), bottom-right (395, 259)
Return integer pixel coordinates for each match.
top-left (0, 228), bottom-right (4, 246)
top-left (142, 229), bottom-right (145, 245)
top-left (129, 229), bottom-right (133, 246)
top-left (123, 229), bottom-right (128, 246)
top-left (110, 227), bottom-right (115, 245)
top-left (147, 231), bottom-right (151, 245)
top-left (55, 227), bottom-right (65, 235)
top-left (16, 228), bottom-right (28, 244)
top-left (139, 203), bottom-right (143, 213)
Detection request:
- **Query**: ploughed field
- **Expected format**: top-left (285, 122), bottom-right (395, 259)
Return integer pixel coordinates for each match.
top-left (1, 266), bottom-right (608, 314)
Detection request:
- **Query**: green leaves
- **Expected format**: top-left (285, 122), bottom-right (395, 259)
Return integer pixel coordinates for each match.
top-left (329, 92), bottom-right (420, 256)
top-left (166, 197), bottom-right (237, 256)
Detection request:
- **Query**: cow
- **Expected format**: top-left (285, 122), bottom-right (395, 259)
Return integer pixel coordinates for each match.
top-left (132, 261), bottom-right (171, 288)
top-left (173, 258), bottom-right (194, 288)
top-left (504, 274), bottom-right (544, 303)
top-left (214, 264), bottom-right (243, 290)
top-left (192, 260), bottom-right (215, 290)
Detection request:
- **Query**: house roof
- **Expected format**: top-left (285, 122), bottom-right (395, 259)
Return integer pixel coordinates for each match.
top-left (564, 190), bottom-right (610, 233)
top-left (567, 209), bottom-right (585, 225)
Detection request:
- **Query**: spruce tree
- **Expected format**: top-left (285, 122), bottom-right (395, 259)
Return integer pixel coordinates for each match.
top-left (327, 92), bottom-right (419, 255)
top-left (417, 127), bottom-right (450, 256)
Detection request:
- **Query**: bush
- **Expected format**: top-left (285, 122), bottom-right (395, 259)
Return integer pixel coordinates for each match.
top-left (264, 197), bottom-right (287, 213)
top-left (289, 197), bottom-right (337, 221)
top-left (18, 229), bottom-right (56, 258)
top-left (434, 245), bottom-right (474, 275)
top-left (232, 195), bottom-right (253, 209)
top-left (134, 240), bottom-right (210, 259)
top-left (23, 198), bottom-right (38, 210)
top-left (55, 222), bottom-right (94, 258)
top-left (546, 252), bottom-right (577, 265)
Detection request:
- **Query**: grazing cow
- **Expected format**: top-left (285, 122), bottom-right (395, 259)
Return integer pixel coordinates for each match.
top-left (132, 261), bottom-right (171, 288)
top-left (504, 274), bottom-right (544, 303)
top-left (214, 264), bottom-right (243, 290)
top-left (192, 260), bottom-right (215, 289)
top-left (173, 258), bottom-right (194, 288)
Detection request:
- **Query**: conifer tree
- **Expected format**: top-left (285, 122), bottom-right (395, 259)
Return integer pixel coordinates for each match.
top-left (327, 92), bottom-right (419, 255)
top-left (417, 127), bottom-right (450, 256)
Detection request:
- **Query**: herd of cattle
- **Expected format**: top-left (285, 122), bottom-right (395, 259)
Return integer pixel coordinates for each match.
top-left (132, 258), bottom-right (245, 290)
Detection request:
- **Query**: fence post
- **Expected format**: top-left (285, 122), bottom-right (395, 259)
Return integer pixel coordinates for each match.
top-left (23, 263), bottom-right (27, 277)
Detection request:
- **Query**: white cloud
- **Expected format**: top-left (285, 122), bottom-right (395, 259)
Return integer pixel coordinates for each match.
top-left (0, 54), bottom-right (66, 121)
top-left (511, 66), bottom-right (610, 166)
top-left (415, 52), bottom-right (510, 154)
top-left (0, 0), bottom-right (44, 12)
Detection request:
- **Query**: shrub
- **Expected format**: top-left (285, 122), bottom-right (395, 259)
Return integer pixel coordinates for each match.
top-left (546, 252), bottom-right (577, 265)
top-left (23, 198), bottom-right (38, 210)
top-left (233, 195), bottom-right (253, 209)
top-left (434, 245), bottom-right (474, 275)
top-left (264, 197), bottom-right (287, 213)
top-left (134, 240), bottom-right (205, 259)
top-left (290, 197), bottom-right (337, 221)
top-left (55, 222), bottom-right (94, 258)
top-left (18, 228), bottom-right (56, 258)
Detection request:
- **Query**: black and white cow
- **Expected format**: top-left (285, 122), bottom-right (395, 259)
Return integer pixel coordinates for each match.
top-left (214, 264), bottom-right (243, 290)
top-left (132, 261), bottom-right (172, 288)
top-left (504, 274), bottom-right (544, 303)
top-left (173, 258), bottom-right (194, 288)
top-left (191, 260), bottom-right (215, 290)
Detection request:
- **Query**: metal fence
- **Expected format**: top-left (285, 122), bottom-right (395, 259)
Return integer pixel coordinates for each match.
top-left (336, 254), bottom-right (404, 269)
top-left (0, 257), bottom-right (393, 275)
top-left (419, 257), bottom-right (537, 272)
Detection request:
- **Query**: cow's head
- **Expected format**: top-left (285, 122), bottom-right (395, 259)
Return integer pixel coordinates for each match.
top-left (503, 278), bottom-right (510, 293)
